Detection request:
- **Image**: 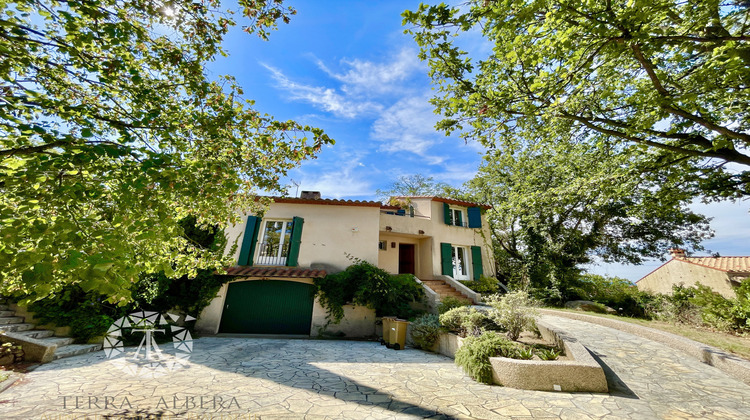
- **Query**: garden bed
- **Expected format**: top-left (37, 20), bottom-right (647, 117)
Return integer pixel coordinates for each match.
top-left (423, 321), bottom-right (608, 393)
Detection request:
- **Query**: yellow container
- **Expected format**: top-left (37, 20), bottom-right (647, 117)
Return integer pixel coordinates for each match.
top-left (391, 319), bottom-right (409, 350)
top-left (381, 317), bottom-right (396, 345)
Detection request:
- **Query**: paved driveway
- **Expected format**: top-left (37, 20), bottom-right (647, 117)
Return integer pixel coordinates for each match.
top-left (1, 316), bottom-right (750, 419)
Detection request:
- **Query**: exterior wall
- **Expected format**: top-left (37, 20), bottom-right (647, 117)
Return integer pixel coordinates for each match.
top-left (310, 298), bottom-right (376, 338)
top-left (195, 277), bottom-right (315, 335)
top-left (637, 260), bottom-right (737, 298)
top-left (225, 202), bottom-right (381, 273)
top-left (426, 200), bottom-right (496, 280)
top-left (378, 198), bottom-right (495, 281)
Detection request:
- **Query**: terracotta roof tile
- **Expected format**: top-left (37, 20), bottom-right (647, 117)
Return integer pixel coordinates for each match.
top-left (222, 266), bottom-right (327, 278)
top-left (678, 256), bottom-right (750, 273)
top-left (393, 196), bottom-right (492, 210)
top-left (270, 197), bottom-right (382, 207)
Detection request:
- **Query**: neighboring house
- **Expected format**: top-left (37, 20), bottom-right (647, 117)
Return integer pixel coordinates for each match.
top-left (636, 249), bottom-right (750, 298)
top-left (196, 192), bottom-right (495, 336)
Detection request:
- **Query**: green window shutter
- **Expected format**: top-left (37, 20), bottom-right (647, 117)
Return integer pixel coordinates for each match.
top-left (443, 202), bottom-right (451, 225)
top-left (440, 242), bottom-right (453, 276)
top-left (467, 207), bottom-right (482, 228)
top-left (238, 215), bottom-right (261, 266)
top-left (471, 246), bottom-right (483, 280)
top-left (456, 210), bottom-right (463, 227)
top-left (287, 216), bottom-right (304, 267)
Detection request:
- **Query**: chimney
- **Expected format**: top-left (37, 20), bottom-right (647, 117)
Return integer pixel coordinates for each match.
top-left (300, 191), bottom-right (321, 200)
top-left (669, 248), bottom-right (686, 259)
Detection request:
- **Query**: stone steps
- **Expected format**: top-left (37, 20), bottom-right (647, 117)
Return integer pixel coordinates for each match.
top-left (1, 323), bottom-right (35, 332)
top-left (53, 343), bottom-right (102, 360)
top-left (0, 301), bottom-right (102, 363)
top-left (422, 280), bottom-right (472, 301)
top-left (0, 316), bottom-right (24, 325)
top-left (14, 329), bottom-right (54, 339)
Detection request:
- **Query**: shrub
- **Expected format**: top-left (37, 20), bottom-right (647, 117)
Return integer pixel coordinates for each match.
top-left (131, 268), bottom-right (228, 317)
top-left (314, 260), bottom-right (424, 323)
top-left (454, 331), bottom-right (523, 384)
top-left (27, 285), bottom-right (122, 342)
top-left (410, 314), bottom-right (441, 350)
top-left (568, 274), bottom-right (651, 317)
top-left (486, 291), bottom-right (537, 341)
top-left (439, 306), bottom-right (498, 337)
top-left (460, 275), bottom-right (500, 294)
top-left (438, 296), bottom-right (471, 314)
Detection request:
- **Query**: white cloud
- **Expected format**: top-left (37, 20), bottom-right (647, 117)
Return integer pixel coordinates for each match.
top-left (316, 48), bottom-right (422, 95)
top-left (289, 153), bottom-right (374, 199)
top-left (371, 95), bottom-right (448, 164)
top-left (263, 64), bottom-right (382, 119)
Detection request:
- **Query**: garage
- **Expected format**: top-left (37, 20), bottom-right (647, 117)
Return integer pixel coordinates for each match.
top-left (218, 279), bottom-right (316, 335)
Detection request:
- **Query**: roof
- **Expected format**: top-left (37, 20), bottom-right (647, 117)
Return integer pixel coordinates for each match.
top-left (222, 266), bottom-right (327, 278)
top-left (393, 196), bottom-right (492, 210)
top-left (270, 197), bottom-right (382, 208)
top-left (676, 256), bottom-right (750, 274)
top-left (636, 255), bottom-right (750, 283)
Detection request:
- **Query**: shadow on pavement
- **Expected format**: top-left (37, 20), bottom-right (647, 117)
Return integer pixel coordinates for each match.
top-left (587, 350), bottom-right (638, 399)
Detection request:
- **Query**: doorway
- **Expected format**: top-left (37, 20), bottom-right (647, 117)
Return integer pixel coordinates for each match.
top-left (398, 244), bottom-right (416, 275)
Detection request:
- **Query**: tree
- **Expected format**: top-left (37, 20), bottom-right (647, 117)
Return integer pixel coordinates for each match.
top-left (458, 138), bottom-right (711, 302)
top-left (375, 174), bottom-right (450, 201)
top-left (403, 1), bottom-right (750, 198)
top-left (0, 1), bottom-right (332, 302)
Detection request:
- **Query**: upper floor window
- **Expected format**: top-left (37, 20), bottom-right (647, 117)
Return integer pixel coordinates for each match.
top-left (257, 219), bottom-right (293, 265)
top-left (449, 207), bottom-right (466, 227)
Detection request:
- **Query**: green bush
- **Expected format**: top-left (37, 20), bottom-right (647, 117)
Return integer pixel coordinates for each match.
top-left (27, 285), bottom-right (123, 342)
top-left (460, 275), bottom-right (500, 294)
top-left (131, 268), bottom-right (228, 317)
top-left (454, 331), bottom-right (523, 384)
top-left (438, 295), bottom-right (471, 314)
top-left (410, 314), bottom-right (441, 350)
top-left (569, 274), bottom-right (651, 317)
top-left (314, 260), bottom-right (424, 323)
top-left (486, 291), bottom-right (537, 341)
top-left (439, 306), bottom-right (498, 337)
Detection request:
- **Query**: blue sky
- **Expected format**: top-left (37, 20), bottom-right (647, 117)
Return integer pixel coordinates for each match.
top-left (209, 0), bottom-right (749, 281)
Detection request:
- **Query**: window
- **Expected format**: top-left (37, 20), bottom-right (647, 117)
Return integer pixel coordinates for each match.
top-left (449, 207), bottom-right (466, 227)
top-left (256, 219), bottom-right (293, 265)
top-left (378, 240), bottom-right (387, 251)
top-left (452, 246), bottom-right (470, 280)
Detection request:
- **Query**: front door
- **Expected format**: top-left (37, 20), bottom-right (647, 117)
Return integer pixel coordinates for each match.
top-left (398, 244), bottom-right (415, 275)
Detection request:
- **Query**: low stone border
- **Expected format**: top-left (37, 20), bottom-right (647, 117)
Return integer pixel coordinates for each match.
top-left (424, 324), bottom-right (608, 393)
top-left (0, 332), bottom-right (56, 363)
top-left (488, 320), bottom-right (608, 392)
top-left (540, 309), bottom-right (750, 386)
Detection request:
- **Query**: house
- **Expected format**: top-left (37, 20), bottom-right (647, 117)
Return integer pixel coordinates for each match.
top-left (636, 249), bottom-right (750, 298)
top-left (195, 192), bottom-right (495, 336)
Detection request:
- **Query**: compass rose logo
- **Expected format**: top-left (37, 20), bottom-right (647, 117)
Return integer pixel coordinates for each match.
top-left (103, 310), bottom-right (195, 378)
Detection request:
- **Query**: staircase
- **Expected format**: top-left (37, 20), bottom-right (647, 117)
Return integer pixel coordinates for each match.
top-left (421, 279), bottom-right (472, 301)
top-left (0, 301), bottom-right (102, 362)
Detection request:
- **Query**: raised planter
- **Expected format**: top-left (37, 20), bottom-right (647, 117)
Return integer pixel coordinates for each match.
top-left (422, 321), bottom-right (608, 393)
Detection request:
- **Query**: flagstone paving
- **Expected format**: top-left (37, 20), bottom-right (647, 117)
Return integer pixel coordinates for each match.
top-left (1, 315), bottom-right (750, 419)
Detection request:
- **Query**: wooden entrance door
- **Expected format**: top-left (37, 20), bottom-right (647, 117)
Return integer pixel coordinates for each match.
top-left (399, 244), bottom-right (416, 275)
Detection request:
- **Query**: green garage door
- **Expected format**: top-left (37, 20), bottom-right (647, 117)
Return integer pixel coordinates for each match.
top-left (219, 280), bottom-right (315, 335)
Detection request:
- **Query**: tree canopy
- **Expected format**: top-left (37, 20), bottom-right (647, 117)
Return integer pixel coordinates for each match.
top-left (403, 0), bottom-right (750, 198)
top-left (375, 174), bottom-right (450, 201)
top-left (1, 0), bottom-right (332, 302)
top-left (459, 138), bottom-right (711, 300)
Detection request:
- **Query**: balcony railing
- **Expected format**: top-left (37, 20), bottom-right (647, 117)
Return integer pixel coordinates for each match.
top-left (255, 239), bottom-right (290, 266)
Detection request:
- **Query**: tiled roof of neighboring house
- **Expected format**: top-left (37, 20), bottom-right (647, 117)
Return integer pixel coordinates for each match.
top-left (393, 196), bottom-right (493, 210)
top-left (222, 266), bottom-right (327, 278)
top-left (636, 256), bottom-right (750, 284)
top-left (270, 197), bottom-right (382, 207)
top-left (676, 256), bottom-right (750, 274)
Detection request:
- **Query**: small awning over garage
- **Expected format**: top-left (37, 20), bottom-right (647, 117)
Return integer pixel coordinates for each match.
top-left (222, 266), bottom-right (327, 279)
